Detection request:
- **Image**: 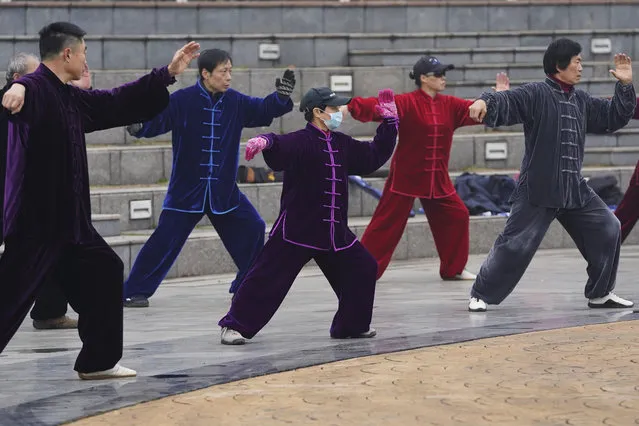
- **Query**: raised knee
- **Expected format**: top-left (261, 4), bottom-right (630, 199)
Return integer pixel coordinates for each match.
top-left (602, 215), bottom-right (621, 241)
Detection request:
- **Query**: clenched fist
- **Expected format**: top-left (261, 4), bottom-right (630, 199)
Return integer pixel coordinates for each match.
top-left (468, 99), bottom-right (487, 123)
top-left (1, 83), bottom-right (26, 114)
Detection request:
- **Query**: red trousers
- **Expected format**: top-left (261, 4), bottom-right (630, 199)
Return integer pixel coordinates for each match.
top-left (615, 160), bottom-right (639, 243)
top-left (361, 178), bottom-right (470, 280)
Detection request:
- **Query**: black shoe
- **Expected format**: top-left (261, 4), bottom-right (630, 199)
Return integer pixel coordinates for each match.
top-left (124, 295), bottom-right (149, 308)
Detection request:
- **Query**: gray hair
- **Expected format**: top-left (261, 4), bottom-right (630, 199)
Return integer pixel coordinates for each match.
top-left (5, 52), bottom-right (39, 84)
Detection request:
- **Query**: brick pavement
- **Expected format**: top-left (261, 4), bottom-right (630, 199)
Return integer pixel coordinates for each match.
top-left (70, 321), bottom-right (639, 426)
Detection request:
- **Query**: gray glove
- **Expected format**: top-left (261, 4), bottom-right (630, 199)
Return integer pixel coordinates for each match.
top-left (126, 123), bottom-right (143, 136)
top-left (275, 69), bottom-right (295, 98)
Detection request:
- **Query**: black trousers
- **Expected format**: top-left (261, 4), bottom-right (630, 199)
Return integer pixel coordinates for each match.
top-left (30, 275), bottom-right (69, 320)
top-left (0, 229), bottom-right (124, 373)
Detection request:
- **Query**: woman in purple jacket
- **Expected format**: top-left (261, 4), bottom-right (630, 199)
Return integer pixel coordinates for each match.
top-left (218, 87), bottom-right (399, 344)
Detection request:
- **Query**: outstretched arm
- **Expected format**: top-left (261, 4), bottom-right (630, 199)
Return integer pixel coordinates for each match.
top-left (587, 54), bottom-right (636, 133)
top-left (1, 75), bottom-right (39, 124)
top-left (251, 133), bottom-right (301, 172)
top-left (241, 69), bottom-right (295, 128)
top-left (468, 83), bottom-right (536, 128)
top-left (346, 96), bottom-right (382, 122)
top-left (347, 89), bottom-right (399, 175)
top-left (126, 99), bottom-right (176, 139)
top-left (77, 41), bottom-right (200, 133)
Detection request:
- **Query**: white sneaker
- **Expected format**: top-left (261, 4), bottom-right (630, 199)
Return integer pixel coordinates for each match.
top-left (78, 364), bottom-right (137, 380)
top-left (444, 270), bottom-right (477, 281)
top-left (331, 328), bottom-right (377, 339)
top-left (468, 297), bottom-right (487, 312)
top-left (358, 328), bottom-right (377, 338)
top-left (221, 327), bottom-right (247, 345)
top-left (588, 292), bottom-right (634, 309)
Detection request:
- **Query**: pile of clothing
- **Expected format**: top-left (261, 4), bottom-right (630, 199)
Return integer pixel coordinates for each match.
top-left (454, 172), bottom-right (625, 215)
top-left (454, 172), bottom-right (516, 216)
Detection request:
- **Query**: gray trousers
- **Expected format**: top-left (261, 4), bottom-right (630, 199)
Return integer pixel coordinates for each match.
top-left (471, 188), bottom-right (621, 305)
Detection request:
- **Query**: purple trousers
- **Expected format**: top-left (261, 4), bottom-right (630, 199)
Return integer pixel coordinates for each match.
top-left (615, 160), bottom-right (639, 243)
top-left (218, 230), bottom-right (377, 339)
top-left (0, 230), bottom-right (124, 373)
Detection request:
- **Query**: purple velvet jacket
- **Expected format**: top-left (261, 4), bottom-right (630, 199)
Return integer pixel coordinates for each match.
top-left (261, 118), bottom-right (397, 251)
top-left (5, 64), bottom-right (174, 242)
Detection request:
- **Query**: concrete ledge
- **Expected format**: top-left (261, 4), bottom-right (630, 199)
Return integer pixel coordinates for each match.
top-left (1, 28), bottom-right (637, 69)
top-left (105, 211), bottom-right (639, 280)
top-left (92, 213), bottom-right (122, 237)
top-left (1, 3), bottom-right (637, 38)
top-left (90, 165), bottom-right (636, 232)
top-left (87, 129), bottom-right (639, 186)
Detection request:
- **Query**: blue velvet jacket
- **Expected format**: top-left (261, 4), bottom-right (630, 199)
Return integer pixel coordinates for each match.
top-left (133, 81), bottom-right (293, 213)
top-left (261, 119), bottom-right (397, 251)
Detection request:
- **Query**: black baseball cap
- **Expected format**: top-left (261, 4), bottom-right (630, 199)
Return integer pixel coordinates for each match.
top-left (410, 56), bottom-right (455, 79)
top-left (299, 87), bottom-right (351, 112)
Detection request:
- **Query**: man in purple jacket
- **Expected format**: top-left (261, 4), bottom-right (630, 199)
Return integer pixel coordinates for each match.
top-left (218, 87), bottom-right (399, 345)
top-left (0, 22), bottom-right (199, 379)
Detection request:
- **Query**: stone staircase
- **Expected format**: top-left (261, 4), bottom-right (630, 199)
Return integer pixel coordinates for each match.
top-left (85, 122), bottom-right (639, 281)
top-left (5, 19), bottom-right (639, 282)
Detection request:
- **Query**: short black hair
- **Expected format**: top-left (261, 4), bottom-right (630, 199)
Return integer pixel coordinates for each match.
top-left (197, 49), bottom-right (232, 77)
top-left (543, 38), bottom-right (582, 75)
top-left (38, 22), bottom-right (86, 61)
top-left (304, 104), bottom-right (326, 122)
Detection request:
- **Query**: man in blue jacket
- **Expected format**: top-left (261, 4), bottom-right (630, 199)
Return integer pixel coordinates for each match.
top-left (124, 49), bottom-right (295, 307)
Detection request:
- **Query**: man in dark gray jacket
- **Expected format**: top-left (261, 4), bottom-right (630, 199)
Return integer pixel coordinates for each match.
top-left (467, 38), bottom-right (636, 312)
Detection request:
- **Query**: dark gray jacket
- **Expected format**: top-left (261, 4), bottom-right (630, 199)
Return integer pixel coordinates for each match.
top-left (480, 78), bottom-right (636, 208)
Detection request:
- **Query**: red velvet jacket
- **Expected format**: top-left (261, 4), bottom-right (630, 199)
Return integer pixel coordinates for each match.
top-left (349, 89), bottom-right (478, 198)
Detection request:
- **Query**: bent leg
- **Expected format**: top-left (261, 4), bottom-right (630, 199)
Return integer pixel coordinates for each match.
top-left (124, 209), bottom-right (202, 299)
top-left (421, 193), bottom-right (470, 279)
top-left (315, 242), bottom-right (378, 338)
top-left (209, 192), bottom-right (265, 294)
top-left (360, 178), bottom-right (414, 279)
top-left (60, 231), bottom-right (125, 373)
top-left (557, 194), bottom-right (621, 299)
top-left (218, 231), bottom-right (313, 339)
top-left (0, 237), bottom-right (62, 353)
top-left (614, 160), bottom-right (639, 243)
top-left (30, 274), bottom-right (69, 321)
top-left (471, 195), bottom-right (556, 305)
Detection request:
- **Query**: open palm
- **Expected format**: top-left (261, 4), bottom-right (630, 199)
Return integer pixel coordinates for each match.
top-left (610, 53), bottom-right (633, 84)
top-left (168, 41), bottom-right (201, 77)
top-left (493, 72), bottom-right (510, 92)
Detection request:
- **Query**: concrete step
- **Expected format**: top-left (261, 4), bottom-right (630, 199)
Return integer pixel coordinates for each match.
top-left (449, 61), bottom-right (612, 81)
top-left (349, 46), bottom-right (549, 67)
top-left (90, 165), bottom-right (636, 233)
top-left (2, 3), bottom-right (637, 40)
top-left (91, 213), bottom-right (121, 238)
top-left (105, 210), bottom-right (639, 281)
top-left (2, 28), bottom-right (637, 69)
top-left (87, 129), bottom-right (639, 186)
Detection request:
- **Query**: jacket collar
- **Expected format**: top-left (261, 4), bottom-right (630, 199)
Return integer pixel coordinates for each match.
top-left (545, 75), bottom-right (574, 93)
top-left (305, 122), bottom-right (331, 138)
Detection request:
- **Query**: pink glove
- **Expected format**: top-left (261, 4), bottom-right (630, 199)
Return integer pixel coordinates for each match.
top-left (245, 136), bottom-right (270, 161)
top-left (374, 88), bottom-right (398, 119)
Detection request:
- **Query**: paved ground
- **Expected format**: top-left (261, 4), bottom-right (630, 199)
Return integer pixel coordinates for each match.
top-left (1, 246), bottom-right (639, 425)
top-left (70, 321), bottom-right (639, 426)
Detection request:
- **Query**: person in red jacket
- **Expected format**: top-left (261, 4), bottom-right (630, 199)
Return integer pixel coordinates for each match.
top-left (614, 98), bottom-right (639, 241)
top-left (345, 56), bottom-right (507, 281)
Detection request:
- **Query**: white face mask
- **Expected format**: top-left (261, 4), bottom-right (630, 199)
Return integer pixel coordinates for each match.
top-left (322, 110), bottom-right (343, 130)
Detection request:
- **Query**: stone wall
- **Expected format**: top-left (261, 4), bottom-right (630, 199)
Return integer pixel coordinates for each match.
top-left (1, 1), bottom-right (638, 36)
